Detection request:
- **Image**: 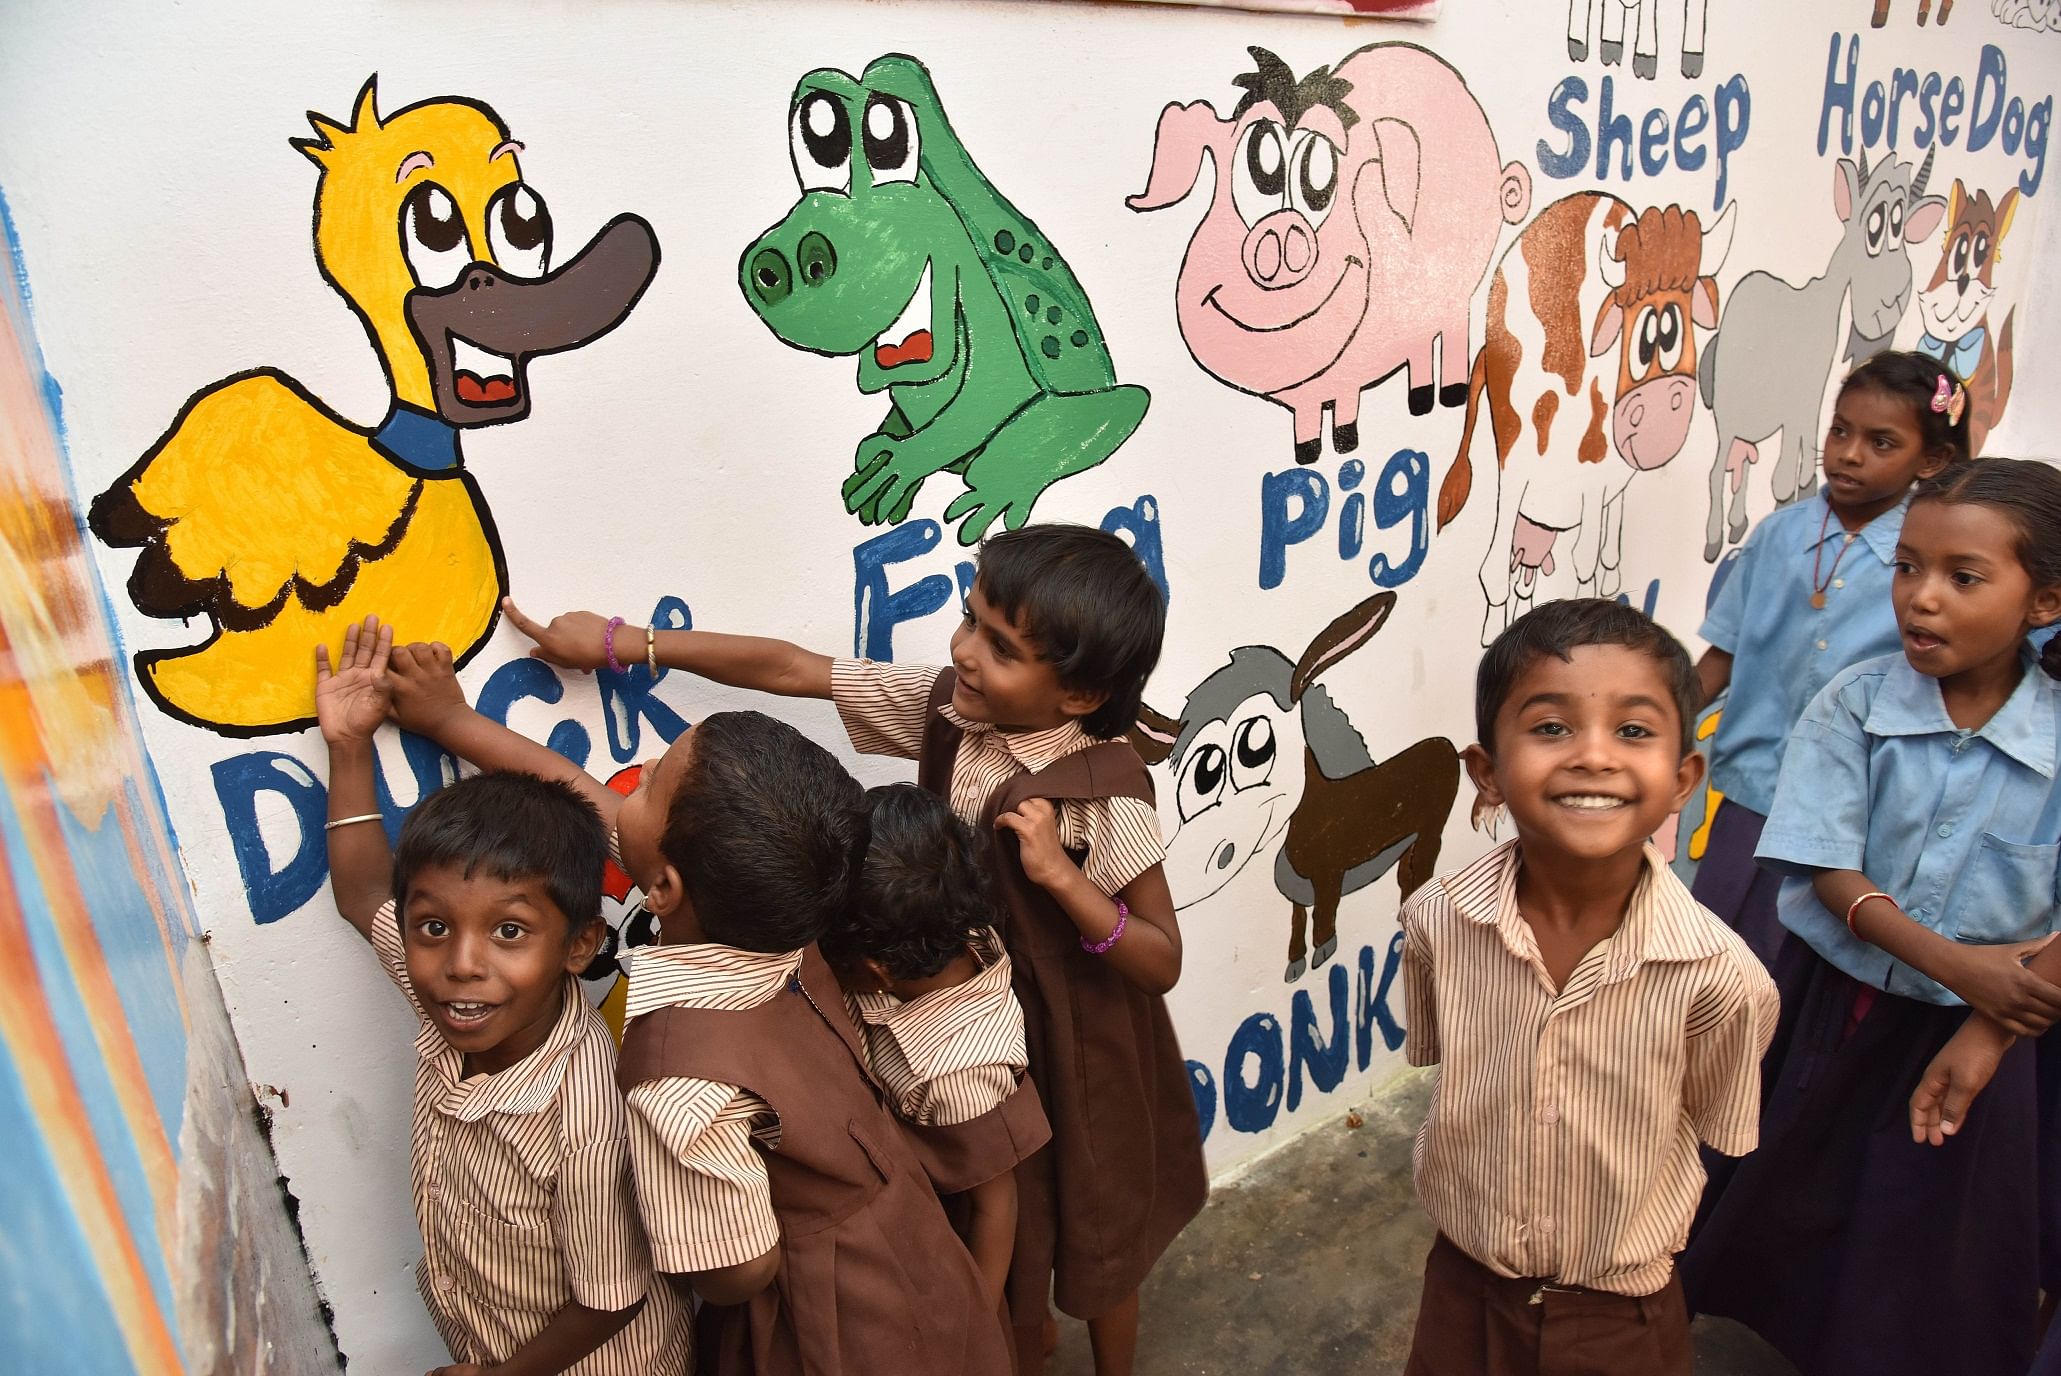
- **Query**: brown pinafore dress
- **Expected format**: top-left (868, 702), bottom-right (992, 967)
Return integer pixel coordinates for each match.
top-left (616, 945), bottom-right (1011, 1376)
top-left (917, 671), bottom-right (1209, 1326)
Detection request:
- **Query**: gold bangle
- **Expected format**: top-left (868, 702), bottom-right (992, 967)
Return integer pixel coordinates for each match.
top-left (1846, 890), bottom-right (1895, 936)
top-left (646, 625), bottom-right (659, 677)
top-left (324, 813), bottom-right (384, 831)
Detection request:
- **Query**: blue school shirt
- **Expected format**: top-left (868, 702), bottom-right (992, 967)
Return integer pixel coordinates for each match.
top-left (1698, 492), bottom-right (1910, 816)
top-left (1757, 650), bottom-right (2061, 1004)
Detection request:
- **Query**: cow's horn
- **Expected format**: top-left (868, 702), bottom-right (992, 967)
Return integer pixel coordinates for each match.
top-left (1597, 224), bottom-right (1627, 290)
top-left (1702, 202), bottom-right (1738, 275)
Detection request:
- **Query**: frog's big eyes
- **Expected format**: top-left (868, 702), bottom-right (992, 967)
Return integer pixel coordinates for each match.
top-left (863, 95), bottom-right (920, 185)
top-left (790, 91), bottom-right (852, 194)
top-left (1231, 120), bottom-right (1288, 229)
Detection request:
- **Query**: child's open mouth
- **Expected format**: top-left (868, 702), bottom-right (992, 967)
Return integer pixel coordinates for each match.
top-left (1552, 794), bottom-right (1629, 812)
top-left (1904, 626), bottom-right (1945, 653)
top-left (438, 1000), bottom-right (499, 1030)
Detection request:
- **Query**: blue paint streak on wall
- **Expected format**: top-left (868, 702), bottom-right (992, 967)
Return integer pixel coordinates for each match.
top-left (0, 781), bottom-right (180, 1342)
top-left (54, 786), bottom-right (188, 1138)
top-left (0, 1043), bottom-right (137, 1376)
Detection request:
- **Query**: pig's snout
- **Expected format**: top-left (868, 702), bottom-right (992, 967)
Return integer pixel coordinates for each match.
top-left (1243, 209), bottom-right (1319, 289)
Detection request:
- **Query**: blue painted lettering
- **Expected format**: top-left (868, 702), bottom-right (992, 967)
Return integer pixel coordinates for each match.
top-left (1223, 1012), bottom-right (1285, 1133)
top-left (1187, 1060), bottom-right (1218, 1143)
top-left (213, 752), bottom-right (327, 925)
top-left (1541, 73), bottom-right (1749, 209)
top-left (1819, 35), bottom-right (2049, 197)
top-left (1287, 962), bottom-right (1351, 1111)
top-left (598, 596), bottom-right (693, 762)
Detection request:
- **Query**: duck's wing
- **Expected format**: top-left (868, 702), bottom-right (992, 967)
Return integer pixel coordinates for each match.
top-left (89, 369), bottom-right (419, 629)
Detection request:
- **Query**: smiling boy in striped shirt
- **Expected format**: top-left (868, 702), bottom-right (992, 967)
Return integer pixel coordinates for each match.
top-left (316, 618), bottom-right (688, 1376)
top-left (1400, 600), bottom-right (1778, 1376)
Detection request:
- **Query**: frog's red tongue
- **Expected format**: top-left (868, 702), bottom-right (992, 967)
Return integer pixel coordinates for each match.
top-left (874, 330), bottom-right (934, 370)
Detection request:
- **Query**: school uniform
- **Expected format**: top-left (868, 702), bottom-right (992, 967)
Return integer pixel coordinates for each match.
top-left (1682, 650), bottom-right (2061, 1376)
top-left (618, 940), bottom-right (1011, 1376)
top-left (831, 660), bottom-right (1208, 1327)
top-left (1399, 840), bottom-right (1778, 1376)
top-left (366, 902), bottom-right (689, 1375)
top-left (845, 928), bottom-right (1053, 1200)
top-left (1694, 492), bottom-right (1912, 966)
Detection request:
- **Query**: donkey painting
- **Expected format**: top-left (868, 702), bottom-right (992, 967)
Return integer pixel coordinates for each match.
top-left (1133, 593), bottom-right (1465, 982)
top-left (1699, 148), bottom-right (1944, 561)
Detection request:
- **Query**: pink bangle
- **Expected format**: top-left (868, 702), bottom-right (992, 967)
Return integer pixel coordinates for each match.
top-left (1081, 899), bottom-right (1128, 955)
top-left (1846, 890), bottom-right (1895, 936)
top-left (603, 616), bottom-right (627, 673)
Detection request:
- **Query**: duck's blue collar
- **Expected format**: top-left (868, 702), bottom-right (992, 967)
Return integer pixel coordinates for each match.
top-left (372, 404), bottom-right (462, 473)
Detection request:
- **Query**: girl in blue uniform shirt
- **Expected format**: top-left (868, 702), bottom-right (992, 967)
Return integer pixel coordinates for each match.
top-left (1683, 458), bottom-right (2061, 1376)
top-left (1691, 351), bottom-right (1969, 965)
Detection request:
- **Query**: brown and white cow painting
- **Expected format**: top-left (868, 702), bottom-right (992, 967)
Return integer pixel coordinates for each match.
top-left (1436, 193), bottom-right (1733, 644)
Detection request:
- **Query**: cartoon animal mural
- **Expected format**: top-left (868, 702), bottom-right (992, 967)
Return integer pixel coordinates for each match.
top-left (1133, 593), bottom-right (1463, 982)
top-left (1567, 0), bottom-right (1710, 78)
top-left (1916, 180), bottom-right (2018, 453)
top-left (1699, 149), bottom-right (1943, 561)
top-left (1128, 44), bottom-right (1532, 465)
top-left (87, 79), bottom-right (661, 735)
top-left (740, 54), bottom-right (1149, 547)
top-left (1437, 195), bottom-right (1734, 642)
top-left (1873, 0), bottom-right (1953, 23)
top-left (1994, 0), bottom-right (2061, 29)
top-left (582, 765), bottom-right (660, 1040)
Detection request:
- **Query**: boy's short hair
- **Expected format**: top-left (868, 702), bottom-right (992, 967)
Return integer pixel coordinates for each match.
top-left (823, 784), bottom-right (998, 982)
top-left (975, 524), bottom-right (1166, 740)
top-left (392, 772), bottom-right (606, 934)
top-left (1475, 599), bottom-right (1698, 754)
top-left (661, 711), bottom-right (866, 952)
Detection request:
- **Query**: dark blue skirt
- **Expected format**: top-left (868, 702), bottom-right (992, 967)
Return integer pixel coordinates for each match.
top-left (1686, 801), bottom-right (1785, 971)
top-left (1681, 935), bottom-right (2061, 1376)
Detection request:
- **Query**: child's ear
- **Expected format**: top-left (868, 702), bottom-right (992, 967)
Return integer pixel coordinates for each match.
top-left (641, 862), bottom-right (698, 939)
top-left (1460, 743), bottom-right (1503, 809)
top-left (1918, 448), bottom-right (1954, 480)
top-left (2030, 583), bottom-right (2061, 631)
top-left (1058, 682), bottom-right (1111, 722)
top-left (859, 957), bottom-right (896, 993)
top-left (564, 916), bottom-right (608, 974)
top-left (1668, 747), bottom-right (1709, 815)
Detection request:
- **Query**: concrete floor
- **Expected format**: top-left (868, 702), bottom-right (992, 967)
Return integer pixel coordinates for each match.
top-left (1050, 1068), bottom-right (1797, 1375)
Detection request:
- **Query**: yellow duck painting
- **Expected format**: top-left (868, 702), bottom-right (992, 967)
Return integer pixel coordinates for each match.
top-left (90, 78), bottom-right (660, 734)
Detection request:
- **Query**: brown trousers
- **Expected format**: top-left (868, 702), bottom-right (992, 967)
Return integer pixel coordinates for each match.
top-left (1404, 1235), bottom-right (1692, 1376)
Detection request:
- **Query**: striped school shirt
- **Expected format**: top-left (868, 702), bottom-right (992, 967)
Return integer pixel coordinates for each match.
top-left (621, 942), bottom-right (792, 1274)
top-left (832, 659), bottom-right (1166, 897)
top-left (1399, 841), bottom-right (1778, 1297)
top-left (844, 927), bottom-right (1026, 1127)
top-left (368, 903), bottom-right (689, 1374)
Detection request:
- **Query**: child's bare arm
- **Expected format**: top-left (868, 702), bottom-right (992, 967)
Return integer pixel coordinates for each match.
top-left (426, 1297), bottom-right (646, 1376)
top-left (676, 1245), bottom-right (782, 1305)
top-left (502, 598), bottom-right (832, 700)
top-left (1813, 868), bottom-right (2061, 1036)
top-left (1910, 937), bottom-right (2061, 1145)
top-left (1693, 647), bottom-right (1734, 712)
top-left (995, 800), bottom-right (1181, 995)
top-left (387, 641), bottom-right (622, 825)
top-left (962, 1172), bottom-right (1017, 1313)
top-left (317, 617), bottom-right (396, 939)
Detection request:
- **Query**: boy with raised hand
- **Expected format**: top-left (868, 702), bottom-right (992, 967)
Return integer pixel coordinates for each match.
top-left (316, 616), bottom-right (687, 1376)
top-left (1400, 599), bottom-right (1778, 1376)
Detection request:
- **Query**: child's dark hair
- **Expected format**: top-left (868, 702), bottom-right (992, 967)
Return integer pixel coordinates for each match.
top-left (392, 772), bottom-right (605, 935)
top-left (821, 784), bottom-right (997, 982)
top-left (1475, 598), bottom-right (1699, 753)
top-left (975, 524), bottom-right (1165, 740)
top-left (1837, 350), bottom-right (1973, 464)
top-left (1910, 458), bottom-right (2061, 679)
top-left (660, 710), bottom-right (866, 951)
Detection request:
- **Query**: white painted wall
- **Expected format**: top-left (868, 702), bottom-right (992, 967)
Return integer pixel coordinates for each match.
top-left (4, 0), bottom-right (2058, 1366)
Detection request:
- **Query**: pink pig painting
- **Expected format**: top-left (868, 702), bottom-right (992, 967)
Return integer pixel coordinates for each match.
top-left (1129, 45), bottom-right (1532, 464)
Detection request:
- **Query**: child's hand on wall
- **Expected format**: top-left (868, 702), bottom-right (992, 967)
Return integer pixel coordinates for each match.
top-left (314, 615), bottom-right (393, 746)
top-left (501, 597), bottom-right (617, 671)
top-left (995, 798), bottom-right (1074, 892)
top-left (389, 641), bottom-right (469, 738)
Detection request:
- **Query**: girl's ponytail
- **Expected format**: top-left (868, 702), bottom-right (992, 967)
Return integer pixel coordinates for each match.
top-left (2043, 632), bottom-right (2061, 682)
